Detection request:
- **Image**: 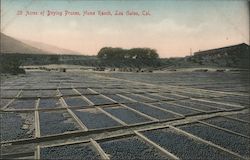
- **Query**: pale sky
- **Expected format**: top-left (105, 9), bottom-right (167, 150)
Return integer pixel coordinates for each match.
top-left (1, 0), bottom-right (249, 58)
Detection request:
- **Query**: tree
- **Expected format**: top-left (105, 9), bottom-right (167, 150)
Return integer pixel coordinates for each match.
top-left (97, 47), bottom-right (160, 67)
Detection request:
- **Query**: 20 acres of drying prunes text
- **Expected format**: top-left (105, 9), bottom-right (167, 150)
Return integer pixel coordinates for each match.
top-left (16, 10), bottom-right (151, 17)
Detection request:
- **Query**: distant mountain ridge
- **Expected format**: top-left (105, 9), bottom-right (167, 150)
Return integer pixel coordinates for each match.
top-left (0, 33), bottom-right (82, 55)
top-left (21, 39), bottom-right (82, 55)
top-left (1, 33), bottom-right (49, 54)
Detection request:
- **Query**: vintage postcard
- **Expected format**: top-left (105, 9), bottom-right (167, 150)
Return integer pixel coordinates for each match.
top-left (0, 0), bottom-right (249, 159)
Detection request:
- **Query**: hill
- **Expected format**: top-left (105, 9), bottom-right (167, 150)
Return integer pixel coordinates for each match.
top-left (0, 33), bottom-right (49, 54)
top-left (21, 39), bottom-right (82, 55)
top-left (161, 43), bottom-right (249, 69)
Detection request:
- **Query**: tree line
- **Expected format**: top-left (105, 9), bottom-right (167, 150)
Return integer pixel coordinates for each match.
top-left (0, 53), bottom-right (98, 74)
top-left (97, 47), bottom-right (160, 67)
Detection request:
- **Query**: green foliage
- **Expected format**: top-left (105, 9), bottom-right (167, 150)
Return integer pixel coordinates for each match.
top-left (0, 53), bottom-right (99, 67)
top-left (97, 47), bottom-right (160, 67)
top-left (0, 54), bottom-right (25, 74)
top-left (49, 56), bottom-right (59, 63)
